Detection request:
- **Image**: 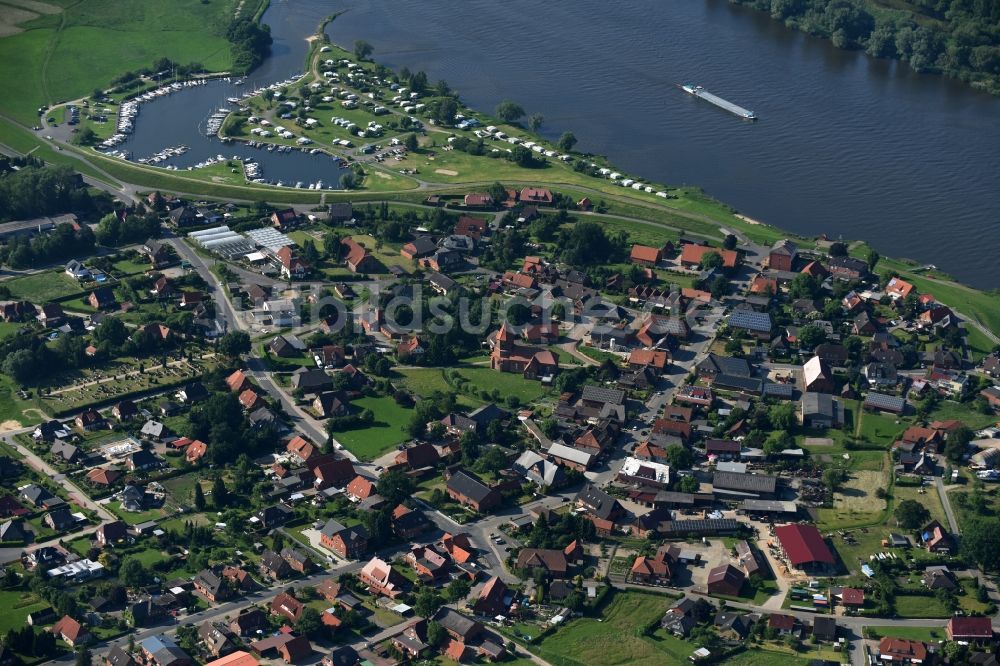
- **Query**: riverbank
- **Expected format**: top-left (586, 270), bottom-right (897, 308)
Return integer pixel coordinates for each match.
top-left (1, 7), bottom-right (999, 341)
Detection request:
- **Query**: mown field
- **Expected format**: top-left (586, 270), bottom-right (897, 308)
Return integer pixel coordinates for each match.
top-left (0, 0), bottom-right (250, 124)
top-left (329, 395), bottom-right (413, 460)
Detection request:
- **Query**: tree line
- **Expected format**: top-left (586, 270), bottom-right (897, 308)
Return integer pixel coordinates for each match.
top-left (732, 0), bottom-right (1000, 94)
top-left (227, 17), bottom-right (273, 74)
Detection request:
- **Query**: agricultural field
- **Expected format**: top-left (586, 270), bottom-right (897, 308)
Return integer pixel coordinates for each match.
top-left (0, 0), bottom-right (252, 124)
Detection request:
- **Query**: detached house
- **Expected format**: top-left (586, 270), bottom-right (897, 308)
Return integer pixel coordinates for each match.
top-left (446, 470), bottom-right (501, 513)
top-left (275, 246), bottom-right (308, 279)
top-left (319, 519), bottom-right (369, 559)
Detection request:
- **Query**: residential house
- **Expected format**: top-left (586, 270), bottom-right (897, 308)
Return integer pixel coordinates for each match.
top-left (359, 557), bottom-right (406, 598)
top-left (50, 615), bottom-right (89, 647)
top-left (768, 240), bottom-right (797, 271)
top-left (258, 550), bottom-right (292, 581)
top-left (946, 616), bottom-right (993, 643)
top-left (319, 519), bottom-right (369, 559)
top-left (446, 470), bottom-right (501, 512)
top-left (515, 549), bottom-right (568, 579)
top-left (139, 636), bottom-right (191, 666)
top-left (706, 564), bottom-right (745, 596)
top-left (88, 287), bottom-right (117, 310)
top-left (269, 591), bottom-right (304, 623)
top-left (877, 637), bottom-right (927, 664)
top-left (194, 569), bottom-right (231, 603)
top-left (473, 576), bottom-right (510, 617)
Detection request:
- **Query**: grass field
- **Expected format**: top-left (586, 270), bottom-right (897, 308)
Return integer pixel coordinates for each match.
top-left (330, 395), bottom-right (413, 460)
top-left (395, 367), bottom-right (485, 409)
top-left (4, 270), bottom-right (81, 301)
top-left (0, 375), bottom-right (44, 426)
top-left (530, 591), bottom-right (684, 666)
top-left (0, 0), bottom-right (248, 124)
top-left (452, 366), bottom-right (550, 403)
top-left (864, 625), bottom-right (945, 642)
top-left (856, 409), bottom-right (909, 448)
top-left (105, 500), bottom-right (166, 525)
top-left (0, 590), bottom-right (50, 633)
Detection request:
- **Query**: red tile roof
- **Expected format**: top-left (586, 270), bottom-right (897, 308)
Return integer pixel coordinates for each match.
top-left (680, 243), bottom-right (737, 268)
top-left (630, 244), bottom-right (661, 264)
top-left (947, 616), bottom-right (993, 640)
top-left (774, 523), bottom-right (835, 566)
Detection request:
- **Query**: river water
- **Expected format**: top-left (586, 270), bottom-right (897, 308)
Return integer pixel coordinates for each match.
top-left (125, 0), bottom-right (1000, 288)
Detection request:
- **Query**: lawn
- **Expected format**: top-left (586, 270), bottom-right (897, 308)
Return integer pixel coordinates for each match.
top-left (0, 0), bottom-right (249, 124)
top-left (112, 258), bottom-right (150, 275)
top-left (719, 650), bottom-right (816, 666)
top-left (161, 472), bottom-right (203, 505)
top-left (894, 593), bottom-right (954, 618)
top-left (0, 590), bottom-right (50, 633)
top-left (894, 485), bottom-right (946, 526)
top-left (856, 409), bottom-right (909, 448)
top-left (396, 367), bottom-right (453, 396)
top-left (452, 366), bottom-right (550, 404)
top-left (105, 500), bottom-right (166, 525)
top-left (0, 321), bottom-right (27, 341)
top-left (926, 399), bottom-right (998, 431)
top-left (395, 367), bottom-right (485, 409)
top-left (0, 374), bottom-right (44, 426)
top-left (864, 625), bottom-right (946, 642)
top-left (330, 395), bottom-right (414, 460)
top-left (4, 271), bottom-right (82, 301)
top-left (530, 591), bottom-right (676, 666)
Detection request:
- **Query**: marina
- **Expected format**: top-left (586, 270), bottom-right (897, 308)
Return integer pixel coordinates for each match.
top-left (680, 84), bottom-right (756, 120)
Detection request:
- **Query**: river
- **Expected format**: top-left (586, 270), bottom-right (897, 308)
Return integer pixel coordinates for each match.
top-left (125, 0), bottom-right (1000, 288)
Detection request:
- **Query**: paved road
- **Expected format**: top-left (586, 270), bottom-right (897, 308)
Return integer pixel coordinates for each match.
top-left (935, 477), bottom-right (960, 535)
top-left (163, 230), bottom-right (243, 334)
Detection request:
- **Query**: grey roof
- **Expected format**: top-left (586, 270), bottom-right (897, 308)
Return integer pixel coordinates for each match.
top-left (661, 519), bottom-right (740, 535)
top-left (728, 309), bottom-right (772, 333)
top-left (740, 499), bottom-right (798, 514)
top-left (864, 392), bottom-right (906, 412)
top-left (141, 420), bottom-right (167, 437)
top-left (291, 367), bottom-right (333, 391)
top-left (697, 353), bottom-right (752, 377)
top-left (319, 519), bottom-right (347, 537)
top-left (802, 392), bottom-right (835, 417)
top-left (446, 470), bottom-right (495, 504)
top-left (712, 471), bottom-right (778, 494)
top-left (428, 272), bottom-right (457, 291)
top-left (406, 235), bottom-right (438, 255)
top-left (546, 442), bottom-right (593, 467)
top-left (575, 483), bottom-right (621, 520)
top-left (580, 385), bottom-right (625, 405)
top-left (763, 382), bottom-right (793, 398)
top-left (433, 607), bottom-right (479, 638)
top-left (468, 403), bottom-right (508, 427)
top-left (514, 451), bottom-right (565, 487)
top-left (713, 374), bottom-right (764, 394)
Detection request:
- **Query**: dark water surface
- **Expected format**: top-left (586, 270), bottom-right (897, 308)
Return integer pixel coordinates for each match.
top-left (324, 0), bottom-right (1000, 288)
top-left (117, 1), bottom-right (348, 188)
top-left (126, 0), bottom-right (1000, 287)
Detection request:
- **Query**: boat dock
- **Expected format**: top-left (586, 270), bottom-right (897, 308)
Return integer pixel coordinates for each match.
top-left (680, 84), bottom-right (756, 120)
